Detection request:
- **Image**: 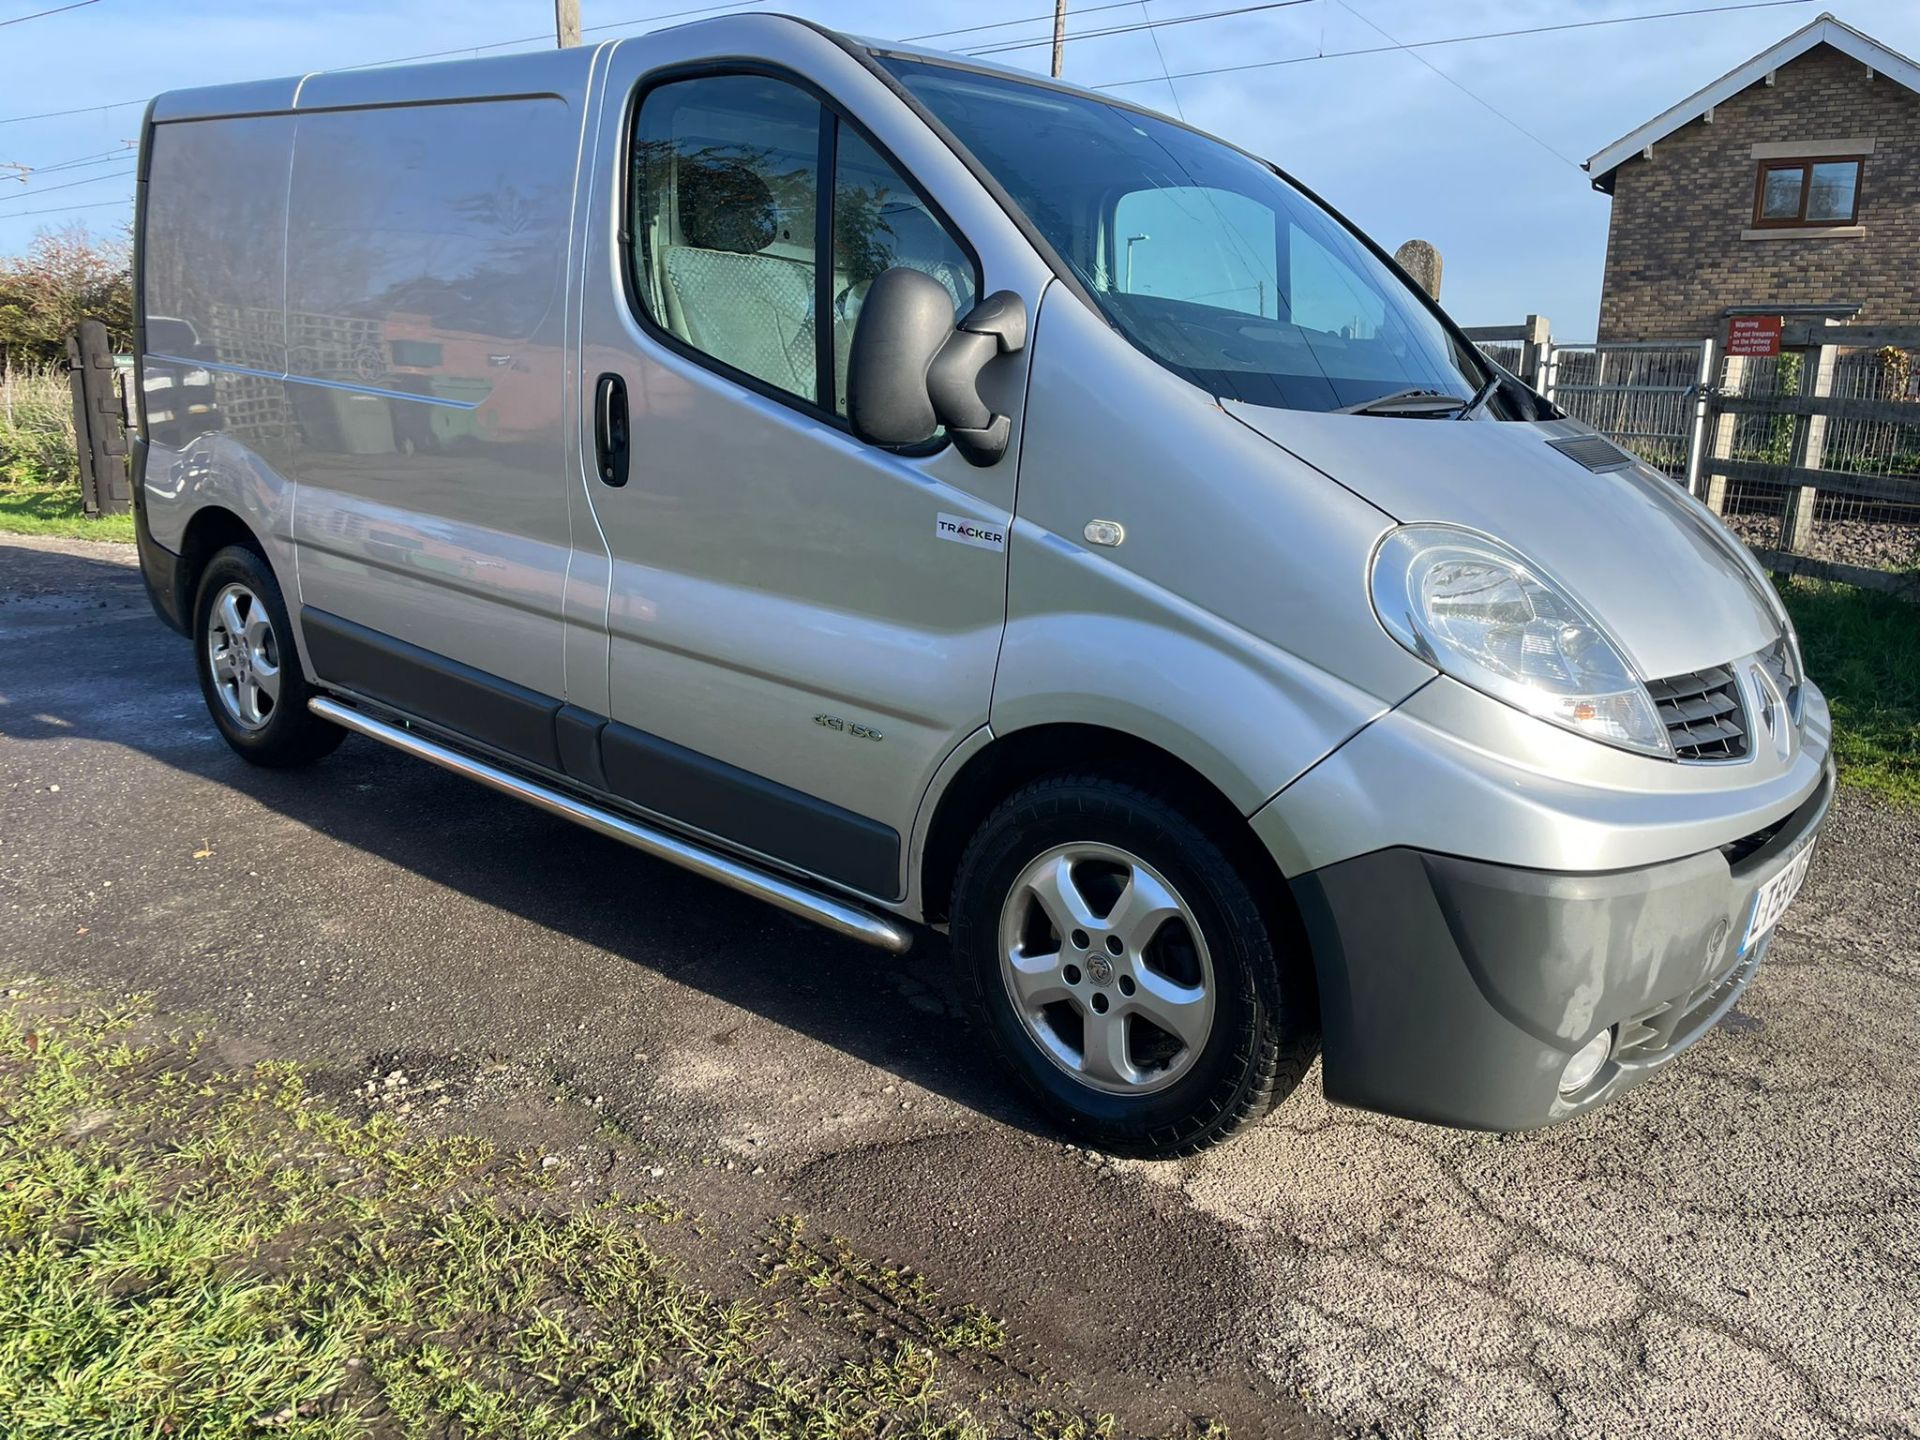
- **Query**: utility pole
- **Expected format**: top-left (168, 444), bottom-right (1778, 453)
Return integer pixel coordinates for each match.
top-left (1051, 0), bottom-right (1067, 77)
top-left (554, 0), bottom-right (580, 47)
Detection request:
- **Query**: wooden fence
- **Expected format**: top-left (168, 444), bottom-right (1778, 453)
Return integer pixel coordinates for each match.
top-left (1701, 321), bottom-right (1919, 599)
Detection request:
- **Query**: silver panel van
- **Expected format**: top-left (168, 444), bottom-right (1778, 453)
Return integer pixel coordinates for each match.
top-left (132, 15), bottom-right (1832, 1156)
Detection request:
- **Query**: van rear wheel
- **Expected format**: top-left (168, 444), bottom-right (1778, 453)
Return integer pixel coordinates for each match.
top-left (193, 545), bottom-right (343, 768)
top-left (951, 776), bottom-right (1316, 1157)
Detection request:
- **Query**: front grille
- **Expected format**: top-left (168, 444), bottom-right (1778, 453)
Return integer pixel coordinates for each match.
top-left (1647, 664), bottom-right (1748, 760)
top-left (1721, 813), bottom-right (1788, 867)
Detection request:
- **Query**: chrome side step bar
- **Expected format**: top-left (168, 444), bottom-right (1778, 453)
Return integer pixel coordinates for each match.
top-left (309, 697), bottom-right (914, 955)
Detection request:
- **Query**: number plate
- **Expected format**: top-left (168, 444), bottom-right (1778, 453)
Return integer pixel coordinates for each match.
top-left (1740, 841), bottom-right (1815, 955)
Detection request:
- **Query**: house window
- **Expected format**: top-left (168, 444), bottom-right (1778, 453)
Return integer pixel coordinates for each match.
top-left (1752, 157), bottom-right (1862, 227)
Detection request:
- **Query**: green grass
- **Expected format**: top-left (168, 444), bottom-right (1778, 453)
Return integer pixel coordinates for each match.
top-left (0, 989), bottom-right (1179, 1439)
top-left (1, 366), bottom-right (132, 543)
top-left (0, 998), bottom-right (1198, 1440)
top-left (0, 469), bottom-right (135, 543)
top-left (1782, 577), bottom-right (1920, 806)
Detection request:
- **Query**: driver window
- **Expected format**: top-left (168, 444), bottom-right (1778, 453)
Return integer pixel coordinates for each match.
top-left (629, 74), bottom-right (978, 424)
top-left (630, 75), bottom-right (823, 403)
top-left (831, 126), bottom-right (977, 417)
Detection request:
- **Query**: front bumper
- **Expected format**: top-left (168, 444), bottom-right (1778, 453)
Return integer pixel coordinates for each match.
top-left (1289, 759), bottom-right (1833, 1131)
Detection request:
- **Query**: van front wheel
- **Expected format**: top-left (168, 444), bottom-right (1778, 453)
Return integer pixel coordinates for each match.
top-left (950, 776), bottom-right (1315, 1157)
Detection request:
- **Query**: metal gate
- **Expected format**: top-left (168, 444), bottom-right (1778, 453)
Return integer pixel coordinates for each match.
top-left (1543, 341), bottom-right (1714, 487)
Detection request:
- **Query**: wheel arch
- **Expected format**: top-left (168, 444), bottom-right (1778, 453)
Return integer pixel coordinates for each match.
top-left (174, 505), bottom-right (270, 621)
top-left (917, 722), bottom-right (1302, 936)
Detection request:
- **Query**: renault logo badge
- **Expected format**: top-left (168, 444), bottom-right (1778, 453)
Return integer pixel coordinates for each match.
top-left (1749, 663), bottom-right (1790, 758)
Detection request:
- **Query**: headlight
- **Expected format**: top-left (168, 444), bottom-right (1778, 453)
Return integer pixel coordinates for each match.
top-left (1371, 525), bottom-right (1672, 758)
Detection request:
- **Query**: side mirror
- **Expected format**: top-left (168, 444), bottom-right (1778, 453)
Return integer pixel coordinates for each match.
top-left (846, 267), bottom-right (1027, 466)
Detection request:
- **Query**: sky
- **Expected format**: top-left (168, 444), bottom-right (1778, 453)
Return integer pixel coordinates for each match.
top-left (2, 0), bottom-right (1917, 336)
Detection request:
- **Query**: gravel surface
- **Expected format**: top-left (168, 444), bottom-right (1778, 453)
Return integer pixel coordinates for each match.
top-left (1724, 510), bottom-right (1920, 574)
top-left (3, 532), bottom-right (1915, 1439)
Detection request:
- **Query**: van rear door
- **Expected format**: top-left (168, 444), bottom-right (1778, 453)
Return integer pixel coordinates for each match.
top-left (573, 26), bottom-right (1046, 901)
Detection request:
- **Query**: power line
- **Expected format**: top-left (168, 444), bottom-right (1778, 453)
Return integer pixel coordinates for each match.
top-left (903, 1), bottom-right (1149, 45)
top-left (38, 147), bottom-right (133, 173)
top-left (32, 144), bottom-right (132, 171)
top-left (0, 96), bottom-right (141, 128)
top-left (0, 166), bottom-right (131, 202)
top-left (1334, 0), bottom-right (1579, 169)
top-left (0, 0), bottom-right (98, 27)
top-left (344, 0), bottom-right (767, 69)
top-left (1139, 2), bottom-right (1189, 119)
top-left (967, 0), bottom-right (1312, 63)
top-left (582, 0), bottom-right (764, 37)
top-left (0, 0), bottom-right (1814, 203)
top-left (0, 196), bottom-right (125, 220)
top-left (964, 0), bottom-right (1313, 57)
top-left (0, 0), bottom-right (763, 125)
top-left (1096, 0), bottom-right (1815, 87)
top-left (0, 0), bottom-right (769, 223)
top-left (1, 144), bottom-right (134, 179)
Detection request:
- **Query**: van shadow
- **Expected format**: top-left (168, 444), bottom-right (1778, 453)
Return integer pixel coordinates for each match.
top-left (0, 540), bottom-right (1040, 1138)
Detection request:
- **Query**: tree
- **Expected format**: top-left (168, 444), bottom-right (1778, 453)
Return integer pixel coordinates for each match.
top-left (0, 224), bottom-right (133, 367)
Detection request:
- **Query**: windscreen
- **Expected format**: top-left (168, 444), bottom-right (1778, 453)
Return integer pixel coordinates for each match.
top-left (879, 55), bottom-right (1492, 413)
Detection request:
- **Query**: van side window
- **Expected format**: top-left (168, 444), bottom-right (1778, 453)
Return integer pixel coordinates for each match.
top-left (830, 127), bottom-right (977, 417)
top-left (629, 72), bottom-right (978, 422)
top-left (631, 75), bottom-right (824, 403)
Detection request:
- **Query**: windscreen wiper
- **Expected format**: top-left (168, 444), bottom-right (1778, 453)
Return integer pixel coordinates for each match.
top-left (1335, 387), bottom-right (1470, 417)
top-left (1455, 371), bottom-right (1505, 422)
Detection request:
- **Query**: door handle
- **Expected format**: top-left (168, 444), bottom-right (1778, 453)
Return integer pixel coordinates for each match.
top-left (593, 373), bottom-right (630, 488)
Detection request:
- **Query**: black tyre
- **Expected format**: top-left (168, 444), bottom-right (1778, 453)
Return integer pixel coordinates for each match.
top-left (192, 544), bottom-right (343, 768)
top-left (951, 776), bottom-right (1317, 1157)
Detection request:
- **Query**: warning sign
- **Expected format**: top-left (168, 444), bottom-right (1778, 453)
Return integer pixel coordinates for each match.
top-left (1728, 315), bottom-right (1783, 357)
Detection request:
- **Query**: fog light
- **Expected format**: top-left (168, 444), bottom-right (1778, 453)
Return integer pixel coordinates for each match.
top-left (1560, 1028), bottom-right (1614, 1096)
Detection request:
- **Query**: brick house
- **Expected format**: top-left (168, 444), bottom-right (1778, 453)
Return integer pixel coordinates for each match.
top-left (1587, 13), bottom-right (1920, 342)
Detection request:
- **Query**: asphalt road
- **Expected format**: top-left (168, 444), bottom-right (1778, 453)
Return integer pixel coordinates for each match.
top-left (3, 531), bottom-right (1916, 1440)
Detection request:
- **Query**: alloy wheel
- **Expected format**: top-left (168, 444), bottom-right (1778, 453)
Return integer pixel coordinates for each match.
top-left (996, 843), bottom-right (1216, 1096)
top-left (206, 582), bottom-right (282, 731)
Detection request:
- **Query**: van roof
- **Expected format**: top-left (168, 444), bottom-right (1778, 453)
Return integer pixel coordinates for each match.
top-left (838, 30), bottom-right (1127, 107)
top-left (146, 13), bottom-right (1135, 126)
top-left (149, 41), bottom-right (599, 124)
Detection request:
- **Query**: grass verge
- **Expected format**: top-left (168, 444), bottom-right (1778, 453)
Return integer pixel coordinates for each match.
top-left (1, 366), bottom-right (131, 543)
top-left (0, 469), bottom-right (135, 544)
top-left (1782, 577), bottom-right (1920, 807)
top-left (0, 987), bottom-right (1198, 1439)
